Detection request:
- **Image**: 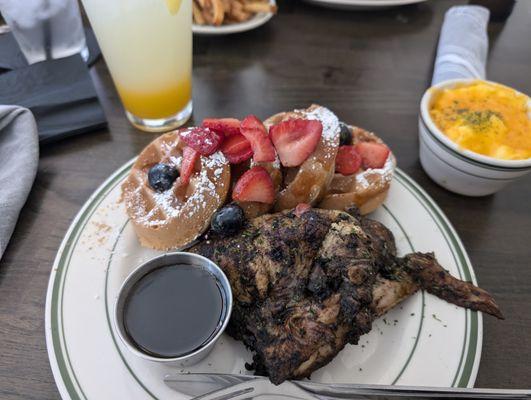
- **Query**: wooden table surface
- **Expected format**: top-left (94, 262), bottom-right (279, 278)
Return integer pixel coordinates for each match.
top-left (1, 0), bottom-right (530, 398)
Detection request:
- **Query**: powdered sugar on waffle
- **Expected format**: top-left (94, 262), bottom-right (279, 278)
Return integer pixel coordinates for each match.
top-left (304, 105), bottom-right (340, 146)
top-left (355, 153), bottom-right (395, 190)
top-left (168, 155), bottom-right (182, 167)
top-left (160, 139), bottom-right (179, 158)
top-left (299, 105), bottom-right (340, 162)
top-left (204, 151), bottom-right (227, 171)
top-left (128, 151), bottom-right (227, 226)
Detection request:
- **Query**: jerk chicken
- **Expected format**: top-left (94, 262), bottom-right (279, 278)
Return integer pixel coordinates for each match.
top-left (191, 207), bottom-right (503, 385)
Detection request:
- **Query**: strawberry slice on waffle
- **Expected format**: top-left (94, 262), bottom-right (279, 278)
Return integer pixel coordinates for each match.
top-left (240, 115), bottom-right (276, 163)
top-left (232, 166), bottom-right (275, 204)
top-left (180, 127), bottom-right (224, 156)
top-left (202, 118), bottom-right (241, 137)
top-left (354, 142), bottom-right (390, 169)
top-left (269, 119), bottom-right (322, 167)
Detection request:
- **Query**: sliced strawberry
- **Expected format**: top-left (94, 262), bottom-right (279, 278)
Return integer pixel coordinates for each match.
top-left (269, 119), bottom-right (322, 167)
top-left (220, 133), bottom-right (253, 164)
top-left (232, 166), bottom-right (275, 204)
top-left (180, 146), bottom-right (199, 185)
top-left (180, 127), bottom-right (223, 156)
top-left (354, 142), bottom-right (390, 169)
top-left (240, 115), bottom-right (276, 162)
top-left (294, 203), bottom-right (312, 217)
top-left (335, 145), bottom-right (362, 175)
top-left (202, 118), bottom-right (241, 137)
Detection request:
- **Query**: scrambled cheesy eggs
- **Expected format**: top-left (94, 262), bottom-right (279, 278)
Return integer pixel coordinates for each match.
top-left (429, 80), bottom-right (531, 160)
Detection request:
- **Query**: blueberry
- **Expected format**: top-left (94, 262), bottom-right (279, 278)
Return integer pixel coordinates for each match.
top-left (211, 204), bottom-right (245, 236)
top-left (148, 163), bottom-right (179, 192)
top-left (339, 122), bottom-right (352, 146)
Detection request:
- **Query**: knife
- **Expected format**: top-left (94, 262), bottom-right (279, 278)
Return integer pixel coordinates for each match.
top-left (164, 372), bottom-right (531, 399)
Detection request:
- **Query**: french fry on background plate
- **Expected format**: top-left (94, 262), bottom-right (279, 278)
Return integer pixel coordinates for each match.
top-left (193, 0), bottom-right (276, 26)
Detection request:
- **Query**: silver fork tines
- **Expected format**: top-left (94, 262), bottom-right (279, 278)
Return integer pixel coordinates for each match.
top-left (190, 379), bottom-right (318, 400)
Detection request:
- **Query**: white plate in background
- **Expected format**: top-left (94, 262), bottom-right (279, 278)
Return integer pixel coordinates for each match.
top-left (193, 0), bottom-right (276, 35)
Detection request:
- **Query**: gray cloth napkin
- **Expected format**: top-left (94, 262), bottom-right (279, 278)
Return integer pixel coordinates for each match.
top-left (0, 105), bottom-right (39, 259)
top-left (432, 5), bottom-right (490, 85)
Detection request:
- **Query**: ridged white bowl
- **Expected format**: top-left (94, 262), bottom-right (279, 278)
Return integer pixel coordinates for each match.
top-left (419, 79), bottom-right (531, 196)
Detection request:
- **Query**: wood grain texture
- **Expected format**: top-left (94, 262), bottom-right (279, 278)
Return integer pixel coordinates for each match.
top-left (0, 0), bottom-right (530, 398)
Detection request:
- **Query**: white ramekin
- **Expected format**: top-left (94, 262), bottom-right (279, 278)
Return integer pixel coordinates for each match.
top-left (114, 252), bottom-right (232, 367)
top-left (419, 78), bottom-right (531, 196)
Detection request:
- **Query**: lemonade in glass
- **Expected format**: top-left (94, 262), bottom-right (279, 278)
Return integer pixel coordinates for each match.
top-left (81, 0), bottom-right (192, 132)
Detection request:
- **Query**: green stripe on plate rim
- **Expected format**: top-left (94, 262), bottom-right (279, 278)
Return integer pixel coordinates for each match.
top-left (395, 172), bottom-right (479, 387)
top-left (49, 161), bottom-right (133, 400)
top-left (47, 163), bottom-right (480, 399)
top-left (381, 204), bottom-right (426, 385)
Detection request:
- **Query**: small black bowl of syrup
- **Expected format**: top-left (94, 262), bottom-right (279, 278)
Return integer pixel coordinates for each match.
top-left (114, 252), bottom-right (232, 366)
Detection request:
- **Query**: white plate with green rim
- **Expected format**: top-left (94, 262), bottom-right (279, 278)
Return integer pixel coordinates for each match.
top-left (45, 160), bottom-right (483, 399)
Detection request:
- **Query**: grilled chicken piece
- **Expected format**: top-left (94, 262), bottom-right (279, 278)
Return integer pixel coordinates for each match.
top-left (190, 208), bottom-right (502, 384)
top-left (361, 216), bottom-right (503, 319)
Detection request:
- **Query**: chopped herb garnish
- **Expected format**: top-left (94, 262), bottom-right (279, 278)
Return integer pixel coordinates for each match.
top-left (432, 313), bottom-right (442, 322)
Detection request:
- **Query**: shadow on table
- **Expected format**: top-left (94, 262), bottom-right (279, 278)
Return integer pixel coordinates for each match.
top-left (284, 0), bottom-right (436, 36)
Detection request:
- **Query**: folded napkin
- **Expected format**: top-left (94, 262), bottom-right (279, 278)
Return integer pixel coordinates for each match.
top-left (0, 106), bottom-right (39, 260)
top-left (0, 54), bottom-right (107, 144)
top-left (432, 5), bottom-right (490, 85)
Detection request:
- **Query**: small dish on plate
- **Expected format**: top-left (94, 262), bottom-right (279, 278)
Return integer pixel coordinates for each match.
top-left (114, 252), bottom-right (232, 367)
top-left (193, 0), bottom-right (276, 35)
top-left (419, 78), bottom-right (531, 196)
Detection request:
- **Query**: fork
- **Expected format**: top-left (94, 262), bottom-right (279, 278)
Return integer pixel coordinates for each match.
top-left (190, 378), bottom-right (318, 400)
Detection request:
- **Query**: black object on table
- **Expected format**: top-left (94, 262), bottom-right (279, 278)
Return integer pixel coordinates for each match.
top-left (469, 0), bottom-right (516, 21)
top-left (0, 27), bottom-right (106, 144)
top-left (0, 54), bottom-right (107, 144)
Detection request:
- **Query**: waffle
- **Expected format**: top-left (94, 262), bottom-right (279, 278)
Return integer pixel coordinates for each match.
top-left (121, 131), bottom-right (230, 250)
top-left (319, 126), bottom-right (395, 215)
top-left (264, 104), bottom-right (340, 212)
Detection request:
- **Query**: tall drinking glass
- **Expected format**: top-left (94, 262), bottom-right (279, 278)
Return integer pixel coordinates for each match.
top-left (81, 0), bottom-right (192, 132)
top-left (0, 0), bottom-right (88, 64)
